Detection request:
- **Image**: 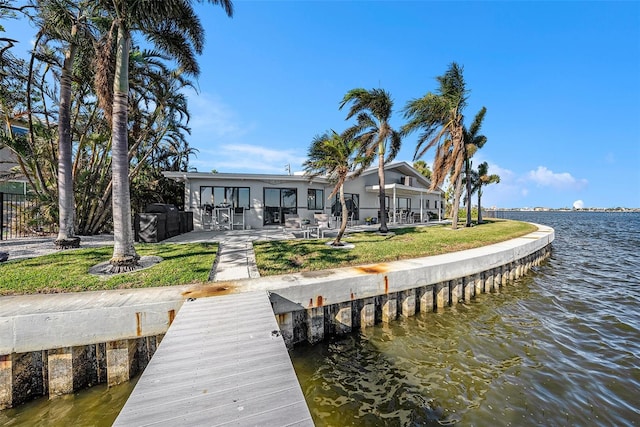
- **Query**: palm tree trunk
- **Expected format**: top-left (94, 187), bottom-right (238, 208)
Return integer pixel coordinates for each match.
top-left (109, 24), bottom-right (139, 272)
top-left (450, 128), bottom-right (465, 230)
top-left (377, 144), bottom-right (388, 233)
top-left (465, 159), bottom-right (473, 227)
top-left (451, 165), bottom-right (464, 230)
top-left (477, 189), bottom-right (483, 224)
top-left (334, 184), bottom-right (348, 245)
top-left (55, 34), bottom-right (80, 249)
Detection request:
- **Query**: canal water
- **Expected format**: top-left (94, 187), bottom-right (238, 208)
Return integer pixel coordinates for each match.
top-left (0, 377), bottom-right (138, 426)
top-left (2, 212), bottom-right (638, 426)
top-left (290, 211), bottom-right (640, 426)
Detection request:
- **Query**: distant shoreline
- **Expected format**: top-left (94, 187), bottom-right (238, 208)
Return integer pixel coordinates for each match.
top-left (488, 208), bottom-right (640, 213)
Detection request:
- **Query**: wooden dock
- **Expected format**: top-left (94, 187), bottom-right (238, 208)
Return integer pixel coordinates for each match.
top-left (113, 291), bottom-right (313, 426)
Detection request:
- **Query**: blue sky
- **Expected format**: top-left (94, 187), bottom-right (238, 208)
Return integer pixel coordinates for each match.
top-left (4, 1), bottom-right (640, 208)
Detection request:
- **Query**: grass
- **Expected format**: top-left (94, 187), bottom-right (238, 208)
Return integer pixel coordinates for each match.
top-left (254, 219), bottom-right (537, 276)
top-left (0, 243), bottom-right (217, 296)
top-left (1, 219), bottom-right (537, 295)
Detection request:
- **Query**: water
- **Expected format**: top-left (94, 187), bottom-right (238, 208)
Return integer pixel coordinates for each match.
top-left (2, 212), bottom-right (639, 426)
top-left (0, 377), bottom-right (138, 426)
top-left (290, 212), bottom-right (640, 426)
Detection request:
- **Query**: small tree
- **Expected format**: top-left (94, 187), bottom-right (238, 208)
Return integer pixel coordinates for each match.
top-left (475, 161), bottom-right (500, 224)
top-left (303, 130), bottom-right (368, 246)
top-left (340, 88), bottom-right (401, 234)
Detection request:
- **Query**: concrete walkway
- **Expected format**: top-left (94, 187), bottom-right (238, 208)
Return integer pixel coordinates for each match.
top-left (163, 229), bottom-right (279, 282)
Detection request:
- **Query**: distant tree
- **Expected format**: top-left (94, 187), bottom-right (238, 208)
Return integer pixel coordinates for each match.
top-left (340, 88), bottom-right (401, 233)
top-left (413, 159), bottom-right (431, 179)
top-left (304, 130), bottom-right (366, 246)
top-left (475, 161), bottom-right (499, 224)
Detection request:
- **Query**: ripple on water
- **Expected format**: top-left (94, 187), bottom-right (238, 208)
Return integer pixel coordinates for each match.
top-left (291, 212), bottom-right (640, 426)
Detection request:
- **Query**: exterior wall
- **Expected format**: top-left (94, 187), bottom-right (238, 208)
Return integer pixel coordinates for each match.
top-left (184, 177), bottom-right (332, 230)
top-left (343, 174), bottom-right (442, 224)
top-left (172, 162), bottom-right (444, 230)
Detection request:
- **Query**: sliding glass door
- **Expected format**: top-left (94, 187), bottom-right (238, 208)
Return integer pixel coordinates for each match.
top-left (263, 188), bottom-right (297, 225)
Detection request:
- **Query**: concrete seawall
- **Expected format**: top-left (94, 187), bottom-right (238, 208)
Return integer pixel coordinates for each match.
top-left (0, 223), bottom-right (554, 409)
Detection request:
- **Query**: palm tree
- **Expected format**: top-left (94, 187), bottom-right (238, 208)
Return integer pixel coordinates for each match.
top-left (303, 130), bottom-right (368, 246)
top-left (94, 0), bottom-right (233, 272)
top-left (35, 0), bottom-right (98, 248)
top-left (339, 88), bottom-right (401, 233)
top-left (413, 159), bottom-right (432, 180)
top-left (463, 107), bottom-right (487, 227)
top-left (402, 62), bottom-right (470, 229)
top-left (475, 161), bottom-right (500, 224)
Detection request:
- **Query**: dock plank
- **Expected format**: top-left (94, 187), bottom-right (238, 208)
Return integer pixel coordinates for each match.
top-left (114, 291), bottom-right (313, 427)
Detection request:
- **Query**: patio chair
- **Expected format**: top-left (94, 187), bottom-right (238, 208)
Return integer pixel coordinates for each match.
top-left (283, 214), bottom-right (310, 238)
top-left (347, 212), bottom-right (355, 227)
top-left (313, 213), bottom-right (330, 229)
top-left (311, 213), bottom-right (332, 239)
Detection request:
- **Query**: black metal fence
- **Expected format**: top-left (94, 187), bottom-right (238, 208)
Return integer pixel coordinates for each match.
top-left (0, 192), bottom-right (57, 240)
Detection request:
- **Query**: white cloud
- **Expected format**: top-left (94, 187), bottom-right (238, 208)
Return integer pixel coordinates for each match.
top-left (191, 143), bottom-right (306, 174)
top-left (470, 162), bottom-right (527, 208)
top-left (573, 199), bottom-right (584, 209)
top-left (526, 166), bottom-right (588, 190)
top-left (182, 89), bottom-right (308, 173)
top-left (184, 89), bottom-right (251, 139)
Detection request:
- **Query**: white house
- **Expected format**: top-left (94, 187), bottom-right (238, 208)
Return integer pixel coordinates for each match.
top-left (0, 122), bottom-right (29, 194)
top-left (162, 161), bottom-right (444, 231)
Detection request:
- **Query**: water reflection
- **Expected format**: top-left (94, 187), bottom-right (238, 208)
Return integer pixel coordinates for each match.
top-left (0, 376), bottom-right (138, 426)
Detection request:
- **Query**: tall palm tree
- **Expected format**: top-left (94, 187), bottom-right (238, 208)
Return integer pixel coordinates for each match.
top-left (35, 0), bottom-right (98, 248)
top-left (475, 161), bottom-right (500, 224)
top-left (303, 130), bottom-right (368, 246)
top-left (463, 106), bottom-right (487, 227)
top-left (339, 88), bottom-right (401, 234)
top-left (402, 62), bottom-right (469, 229)
top-left (94, 0), bottom-right (233, 272)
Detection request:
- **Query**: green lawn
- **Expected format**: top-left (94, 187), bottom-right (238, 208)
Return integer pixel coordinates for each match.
top-left (0, 243), bottom-right (217, 295)
top-left (0, 220), bottom-right (537, 295)
top-left (254, 219), bottom-right (537, 276)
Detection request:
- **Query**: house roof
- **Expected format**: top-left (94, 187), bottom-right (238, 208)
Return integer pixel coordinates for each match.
top-left (365, 183), bottom-right (443, 197)
top-left (162, 170), bottom-right (330, 185)
top-left (356, 161), bottom-right (443, 193)
top-left (162, 160), bottom-right (442, 193)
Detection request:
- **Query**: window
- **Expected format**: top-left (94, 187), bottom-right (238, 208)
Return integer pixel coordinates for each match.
top-left (425, 199), bottom-right (430, 209)
top-left (200, 186), bottom-right (250, 209)
top-left (396, 197), bottom-right (411, 210)
top-left (264, 188), bottom-right (297, 225)
top-left (331, 193), bottom-right (359, 220)
top-left (307, 189), bottom-right (324, 210)
top-left (10, 125), bottom-right (28, 137)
